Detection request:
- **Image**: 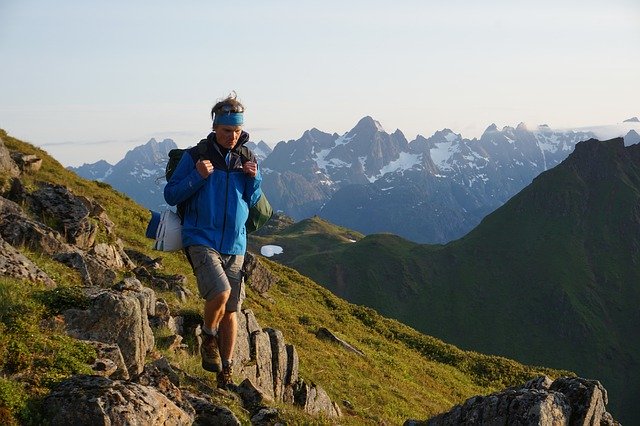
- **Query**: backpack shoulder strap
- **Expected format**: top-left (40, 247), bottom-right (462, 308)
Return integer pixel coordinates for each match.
top-left (188, 139), bottom-right (209, 162)
top-left (238, 145), bottom-right (257, 163)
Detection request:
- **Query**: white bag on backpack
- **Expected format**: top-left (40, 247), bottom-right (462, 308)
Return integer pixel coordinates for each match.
top-left (152, 210), bottom-right (183, 251)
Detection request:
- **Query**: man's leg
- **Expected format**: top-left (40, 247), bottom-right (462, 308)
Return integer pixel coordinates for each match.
top-left (203, 290), bottom-right (230, 333)
top-left (216, 254), bottom-right (245, 387)
top-left (218, 310), bottom-right (237, 361)
top-left (187, 246), bottom-right (232, 373)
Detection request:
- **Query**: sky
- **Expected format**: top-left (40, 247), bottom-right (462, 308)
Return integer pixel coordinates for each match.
top-left (1, 0), bottom-right (638, 167)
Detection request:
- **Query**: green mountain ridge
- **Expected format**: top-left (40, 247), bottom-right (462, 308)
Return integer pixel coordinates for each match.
top-left (0, 130), bottom-right (580, 423)
top-left (261, 137), bottom-right (640, 424)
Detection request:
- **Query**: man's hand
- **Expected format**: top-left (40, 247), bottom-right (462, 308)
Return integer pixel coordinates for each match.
top-left (243, 161), bottom-right (257, 177)
top-left (196, 159), bottom-right (214, 178)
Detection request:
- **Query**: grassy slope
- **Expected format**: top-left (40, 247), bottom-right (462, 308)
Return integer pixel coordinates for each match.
top-left (0, 129), bottom-right (570, 425)
top-left (268, 140), bottom-right (640, 423)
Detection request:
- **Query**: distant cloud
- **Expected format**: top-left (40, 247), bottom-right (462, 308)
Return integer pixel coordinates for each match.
top-left (39, 139), bottom-right (122, 147)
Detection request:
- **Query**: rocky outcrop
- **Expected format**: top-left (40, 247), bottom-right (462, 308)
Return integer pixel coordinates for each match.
top-left (411, 375), bottom-right (619, 426)
top-left (243, 251), bottom-right (279, 293)
top-left (0, 186), bottom-right (131, 288)
top-left (0, 235), bottom-right (55, 287)
top-left (64, 278), bottom-right (155, 376)
top-left (83, 340), bottom-right (130, 380)
top-left (10, 152), bottom-right (43, 173)
top-left (229, 309), bottom-right (341, 419)
top-left (0, 136), bottom-right (20, 177)
top-left (43, 375), bottom-right (193, 425)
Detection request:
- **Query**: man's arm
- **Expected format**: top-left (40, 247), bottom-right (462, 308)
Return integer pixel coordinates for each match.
top-left (163, 151), bottom-right (207, 206)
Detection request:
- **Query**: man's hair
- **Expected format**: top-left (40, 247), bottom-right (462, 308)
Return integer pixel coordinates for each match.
top-left (211, 91), bottom-right (245, 120)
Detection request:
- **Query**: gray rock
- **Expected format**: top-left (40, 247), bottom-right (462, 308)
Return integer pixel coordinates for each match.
top-left (0, 235), bottom-right (56, 287)
top-left (183, 390), bottom-right (241, 426)
top-left (251, 330), bottom-right (275, 400)
top-left (282, 344), bottom-right (299, 405)
top-left (0, 211), bottom-right (70, 255)
top-left (316, 327), bottom-right (365, 356)
top-left (291, 379), bottom-right (342, 418)
top-left (90, 242), bottom-right (131, 270)
top-left (125, 248), bottom-right (163, 269)
top-left (82, 340), bottom-right (129, 380)
top-left (90, 358), bottom-right (118, 377)
top-left (43, 375), bottom-right (192, 425)
top-left (265, 328), bottom-right (288, 401)
top-left (54, 250), bottom-right (117, 287)
top-left (549, 377), bottom-right (609, 425)
top-left (136, 358), bottom-right (195, 418)
top-left (238, 378), bottom-right (273, 411)
top-left (424, 376), bottom-right (619, 426)
top-left (28, 183), bottom-right (97, 249)
top-left (0, 137), bottom-right (20, 176)
top-left (10, 152), bottom-right (42, 173)
top-left (244, 251), bottom-right (279, 293)
top-left (251, 407), bottom-right (281, 425)
top-left (64, 279), bottom-right (155, 375)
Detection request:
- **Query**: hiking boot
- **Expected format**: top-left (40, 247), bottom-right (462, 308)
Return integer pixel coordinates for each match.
top-left (217, 360), bottom-right (234, 389)
top-left (200, 331), bottom-right (222, 372)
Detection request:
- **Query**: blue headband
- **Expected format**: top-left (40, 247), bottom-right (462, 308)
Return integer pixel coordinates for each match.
top-left (213, 112), bottom-right (244, 126)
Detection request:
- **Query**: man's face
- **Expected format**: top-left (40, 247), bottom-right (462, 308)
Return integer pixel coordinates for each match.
top-left (215, 125), bottom-right (242, 149)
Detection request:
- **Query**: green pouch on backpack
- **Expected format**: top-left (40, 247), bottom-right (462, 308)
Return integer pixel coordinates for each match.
top-left (246, 193), bottom-right (273, 234)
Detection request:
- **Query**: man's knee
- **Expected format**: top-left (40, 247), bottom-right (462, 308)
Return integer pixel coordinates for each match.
top-left (206, 289), bottom-right (231, 307)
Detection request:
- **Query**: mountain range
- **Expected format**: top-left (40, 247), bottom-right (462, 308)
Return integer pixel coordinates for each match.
top-left (253, 137), bottom-right (640, 424)
top-left (69, 118), bottom-right (640, 244)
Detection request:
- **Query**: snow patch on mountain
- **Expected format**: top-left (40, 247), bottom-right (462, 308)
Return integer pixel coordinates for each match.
top-left (368, 152), bottom-right (422, 183)
top-left (314, 134), bottom-right (355, 172)
top-left (430, 139), bottom-right (459, 171)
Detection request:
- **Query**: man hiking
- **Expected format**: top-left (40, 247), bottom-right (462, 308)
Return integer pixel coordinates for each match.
top-left (164, 92), bottom-right (262, 387)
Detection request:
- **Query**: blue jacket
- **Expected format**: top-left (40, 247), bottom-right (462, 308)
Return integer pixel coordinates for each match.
top-left (163, 132), bottom-right (262, 255)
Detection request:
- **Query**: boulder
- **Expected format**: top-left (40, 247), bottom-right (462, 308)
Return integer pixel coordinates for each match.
top-left (135, 358), bottom-right (195, 419)
top-left (43, 375), bottom-right (192, 425)
top-left (64, 278), bottom-right (155, 375)
top-left (90, 243), bottom-right (132, 270)
top-left (291, 379), bottom-right (342, 418)
top-left (243, 251), bottom-right (279, 294)
top-left (83, 340), bottom-right (129, 380)
top-left (0, 137), bottom-right (20, 176)
top-left (54, 251), bottom-right (117, 287)
top-left (27, 183), bottom-right (98, 249)
top-left (10, 152), bottom-right (42, 173)
top-left (0, 235), bottom-right (56, 287)
top-left (549, 377), bottom-right (610, 425)
top-left (0, 210), bottom-right (70, 255)
top-left (183, 390), bottom-right (241, 425)
top-left (421, 376), bottom-right (619, 426)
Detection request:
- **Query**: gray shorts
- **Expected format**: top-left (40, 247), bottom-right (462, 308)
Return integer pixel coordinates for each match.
top-left (186, 245), bottom-right (245, 312)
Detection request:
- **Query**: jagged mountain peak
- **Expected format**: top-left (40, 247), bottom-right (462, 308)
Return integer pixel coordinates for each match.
top-left (625, 129), bottom-right (640, 146)
top-left (350, 116), bottom-right (386, 135)
top-left (122, 138), bottom-right (177, 164)
top-left (432, 128), bottom-right (461, 142)
top-left (484, 123), bottom-right (499, 133)
top-left (623, 116), bottom-right (639, 122)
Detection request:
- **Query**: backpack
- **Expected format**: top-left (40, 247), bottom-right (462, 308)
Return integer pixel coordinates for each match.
top-left (164, 140), bottom-right (273, 234)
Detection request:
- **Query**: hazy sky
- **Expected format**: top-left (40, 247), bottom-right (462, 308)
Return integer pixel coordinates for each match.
top-left (1, 0), bottom-right (638, 166)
